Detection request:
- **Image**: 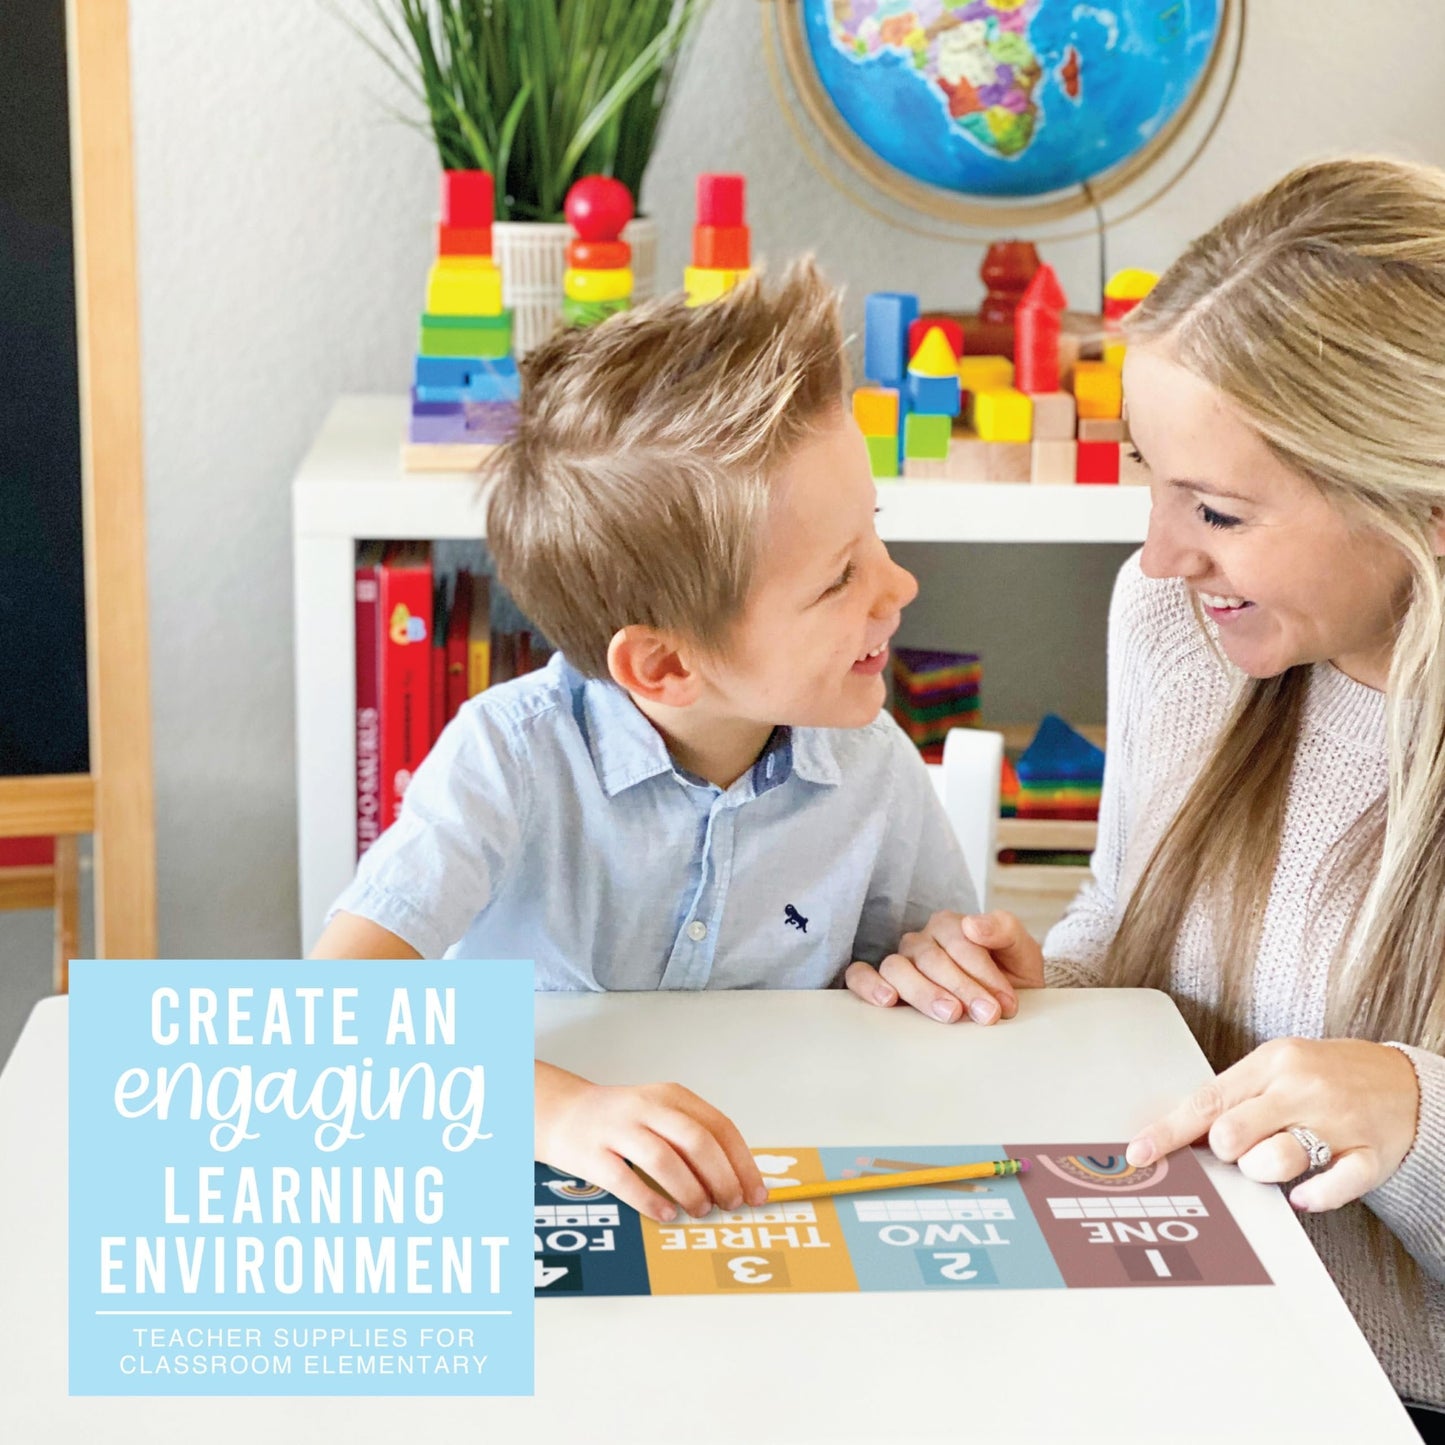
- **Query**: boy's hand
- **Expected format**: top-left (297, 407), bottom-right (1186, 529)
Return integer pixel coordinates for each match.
top-left (844, 910), bottom-right (1045, 1025)
top-left (536, 1063), bottom-right (768, 1224)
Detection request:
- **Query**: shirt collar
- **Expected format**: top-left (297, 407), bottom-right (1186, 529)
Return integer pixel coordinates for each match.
top-left (567, 656), bottom-right (844, 797)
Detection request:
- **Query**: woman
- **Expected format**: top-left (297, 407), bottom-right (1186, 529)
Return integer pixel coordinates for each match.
top-left (849, 157), bottom-right (1445, 1434)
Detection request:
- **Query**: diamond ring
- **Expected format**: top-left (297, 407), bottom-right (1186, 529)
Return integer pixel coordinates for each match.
top-left (1288, 1125), bottom-right (1333, 1172)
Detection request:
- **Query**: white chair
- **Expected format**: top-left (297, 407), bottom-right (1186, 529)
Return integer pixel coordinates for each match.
top-left (926, 727), bottom-right (1004, 913)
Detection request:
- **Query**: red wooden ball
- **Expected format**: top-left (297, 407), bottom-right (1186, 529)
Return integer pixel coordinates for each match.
top-left (564, 176), bottom-right (634, 242)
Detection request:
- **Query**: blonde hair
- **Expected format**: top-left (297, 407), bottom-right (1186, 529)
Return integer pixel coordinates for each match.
top-left (1106, 156), bottom-right (1445, 1070)
top-left (483, 259), bottom-right (848, 678)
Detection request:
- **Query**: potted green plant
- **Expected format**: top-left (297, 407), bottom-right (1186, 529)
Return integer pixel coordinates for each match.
top-left (350, 0), bottom-right (709, 352)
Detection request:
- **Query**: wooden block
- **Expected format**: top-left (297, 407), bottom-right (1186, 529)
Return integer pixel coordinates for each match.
top-left (958, 355), bottom-right (1013, 392)
top-left (564, 266), bottom-right (632, 303)
top-left (908, 315), bottom-right (965, 363)
top-left (984, 442), bottom-right (1031, 484)
top-left (567, 238), bottom-right (630, 269)
top-left (971, 387), bottom-right (1032, 443)
top-left (942, 433), bottom-right (989, 481)
top-left (693, 224), bottom-right (750, 270)
top-left (1073, 360), bottom-right (1123, 419)
top-left (1030, 440), bottom-right (1077, 485)
top-left (902, 458), bottom-right (950, 480)
top-left (866, 434), bottom-right (900, 478)
top-left (1057, 332), bottom-right (1081, 389)
top-left (852, 386), bottom-right (900, 437)
top-left (1078, 417), bottom-right (1127, 442)
top-left (904, 411), bottom-right (951, 459)
top-left (426, 258), bottom-right (502, 316)
top-left (438, 223), bottom-right (493, 257)
top-left (1076, 439), bottom-right (1121, 484)
top-left (684, 266), bottom-right (745, 306)
top-left (443, 170), bottom-right (493, 227)
top-left (1030, 391), bottom-right (1076, 441)
top-left (402, 441), bottom-right (492, 472)
top-left (697, 173), bottom-right (745, 228)
top-left (1119, 445), bottom-right (1150, 486)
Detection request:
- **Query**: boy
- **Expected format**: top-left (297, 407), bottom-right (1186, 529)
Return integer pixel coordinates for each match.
top-left (313, 261), bottom-right (1013, 1221)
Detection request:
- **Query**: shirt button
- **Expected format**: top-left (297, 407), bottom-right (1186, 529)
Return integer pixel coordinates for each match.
top-left (686, 920), bottom-right (708, 942)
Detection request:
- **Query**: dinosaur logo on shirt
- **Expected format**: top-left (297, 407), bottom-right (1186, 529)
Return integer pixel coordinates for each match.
top-left (784, 904), bottom-right (809, 934)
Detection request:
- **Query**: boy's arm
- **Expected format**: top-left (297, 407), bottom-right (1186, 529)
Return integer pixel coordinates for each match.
top-left (309, 915), bottom-right (766, 1223)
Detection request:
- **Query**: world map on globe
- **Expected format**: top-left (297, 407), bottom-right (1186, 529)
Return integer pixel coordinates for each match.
top-left (802, 0), bottom-right (1222, 199)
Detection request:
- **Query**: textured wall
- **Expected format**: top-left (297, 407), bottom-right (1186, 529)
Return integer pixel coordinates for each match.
top-left (7, 1), bottom-right (1445, 989)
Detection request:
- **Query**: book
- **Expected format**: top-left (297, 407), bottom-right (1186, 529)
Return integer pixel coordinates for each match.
top-left (377, 542), bottom-right (433, 829)
top-left (467, 574), bottom-right (492, 696)
top-left (445, 570), bottom-right (473, 722)
top-left (354, 541), bottom-right (386, 859)
top-left (430, 575), bottom-right (449, 747)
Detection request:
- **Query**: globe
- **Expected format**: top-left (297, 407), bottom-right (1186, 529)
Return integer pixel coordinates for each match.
top-left (787, 0), bottom-right (1225, 204)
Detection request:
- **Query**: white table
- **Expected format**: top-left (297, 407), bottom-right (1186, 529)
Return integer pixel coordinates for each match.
top-left (0, 988), bottom-right (1417, 1443)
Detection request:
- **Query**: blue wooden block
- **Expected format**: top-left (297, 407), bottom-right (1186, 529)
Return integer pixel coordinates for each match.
top-left (464, 356), bottom-right (521, 403)
top-left (414, 354), bottom-right (521, 402)
top-left (905, 371), bottom-right (961, 417)
top-left (415, 355), bottom-right (477, 389)
top-left (864, 292), bottom-right (920, 387)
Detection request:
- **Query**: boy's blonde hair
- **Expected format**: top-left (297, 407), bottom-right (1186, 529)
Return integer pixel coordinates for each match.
top-left (484, 258), bottom-right (847, 678)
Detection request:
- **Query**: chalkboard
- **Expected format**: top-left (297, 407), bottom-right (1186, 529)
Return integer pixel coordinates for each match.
top-left (0, 0), bottom-right (89, 777)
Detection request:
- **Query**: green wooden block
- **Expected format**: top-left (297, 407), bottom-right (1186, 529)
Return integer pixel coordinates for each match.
top-left (866, 434), bottom-right (899, 478)
top-left (419, 311), bottom-right (513, 358)
top-left (903, 411), bottom-right (951, 460)
top-left (562, 296), bottom-right (629, 328)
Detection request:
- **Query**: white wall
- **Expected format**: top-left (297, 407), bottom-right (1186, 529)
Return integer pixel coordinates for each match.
top-left (10, 0), bottom-right (1445, 984)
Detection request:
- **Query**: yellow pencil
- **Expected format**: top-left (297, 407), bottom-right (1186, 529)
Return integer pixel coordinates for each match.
top-left (764, 1158), bottom-right (1029, 1204)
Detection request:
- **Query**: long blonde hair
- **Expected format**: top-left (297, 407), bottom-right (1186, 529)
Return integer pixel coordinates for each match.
top-left (1106, 157), bottom-right (1445, 1068)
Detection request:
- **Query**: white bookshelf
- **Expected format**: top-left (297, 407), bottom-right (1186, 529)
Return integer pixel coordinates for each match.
top-left (292, 396), bottom-right (1146, 948)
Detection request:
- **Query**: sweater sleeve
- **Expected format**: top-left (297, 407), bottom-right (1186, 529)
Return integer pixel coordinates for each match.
top-left (1366, 1043), bottom-right (1445, 1282)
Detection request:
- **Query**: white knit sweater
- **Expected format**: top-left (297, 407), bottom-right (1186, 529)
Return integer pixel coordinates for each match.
top-left (1044, 553), bottom-right (1445, 1409)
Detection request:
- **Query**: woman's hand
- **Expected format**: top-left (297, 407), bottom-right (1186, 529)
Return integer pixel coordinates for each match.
top-left (1126, 1037), bottom-right (1421, 1211)
top-left (843, 910), bottom-right (1046, 1025)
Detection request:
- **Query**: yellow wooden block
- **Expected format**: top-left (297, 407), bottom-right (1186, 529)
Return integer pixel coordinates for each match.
top-left (1104, 267), bottom-right (1159, 302)
top-left (426, 258), bottom-right (502, 316)
top-left (958, 356), bottom-right (1013, 392)
top-left (564, 266), bottom-right (633, 303)
top-left (1073, 360), bottom-right (1123, 419)
top-left (852, 386), bottom-right (900, 437)
top-left (970, 386), bottom-right (1033, 443)
top-left (1103, 340), bottom-right (1128, 369)
top-left (910, 327), bottom-right (958, 378)
top-left (684, 266), bottom-right (744, 306)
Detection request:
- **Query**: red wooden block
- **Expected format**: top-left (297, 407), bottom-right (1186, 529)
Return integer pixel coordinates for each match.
top-left (697, 173), bottom-right (746, 227)
top-left (567, 238), bottom-right (631, 269)
top-left (438, 223), bottom-right (493, 257)
top-left (693, 224), bottom-right (750, 269)
top-left (443, 170), bottom-right (494, 227)
top-left (907, 315), bottom-right (965, 361)
top-left (1015, 306), bottom-right (1059, 393)
top-left (1076, 439), bottom-right (1121, 485)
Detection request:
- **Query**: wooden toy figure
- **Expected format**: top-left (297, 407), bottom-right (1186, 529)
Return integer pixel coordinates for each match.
top-left (562, 176), bottom-right (635, 327)
top-left (967, 239), bottom-right (1040, 358)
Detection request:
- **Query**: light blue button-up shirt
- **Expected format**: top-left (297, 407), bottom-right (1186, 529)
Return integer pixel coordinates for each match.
top-left (330, 654), bottom-right (976, 990)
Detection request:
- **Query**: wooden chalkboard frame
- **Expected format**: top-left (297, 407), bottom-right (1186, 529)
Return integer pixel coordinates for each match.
top-left (0, 0), bottom-right (156, 960)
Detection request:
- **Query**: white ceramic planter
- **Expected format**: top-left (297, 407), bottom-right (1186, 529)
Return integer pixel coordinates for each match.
top-left (493, 215), bottom-right (660, 357)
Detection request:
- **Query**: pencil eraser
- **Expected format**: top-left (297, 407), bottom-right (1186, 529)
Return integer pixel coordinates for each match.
top-left (1017, 1157), bottom-right (1031, 1172)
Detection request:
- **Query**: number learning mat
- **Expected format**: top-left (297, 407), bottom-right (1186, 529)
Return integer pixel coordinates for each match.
top-left (534, 1144), bottom-right (1270, 1297)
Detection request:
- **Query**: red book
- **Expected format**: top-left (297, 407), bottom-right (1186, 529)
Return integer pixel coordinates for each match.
top-left (445, 571), bottom-right (473, 722)
top-left (0, 837), bottom-right (55, 867)
top-left (430, 576), bottom-right (449, 748)
top-left (354, 541), bottom-right (386, 859)
top-left (378, 542), bottom-right (434, 829)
